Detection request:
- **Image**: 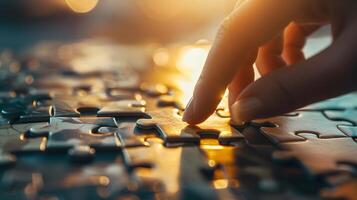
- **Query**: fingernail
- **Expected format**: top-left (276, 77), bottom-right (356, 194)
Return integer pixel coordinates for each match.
top-left (182, 97), bottom-right (194, 122)
top-left (231, 97), bottom-right (262, 125)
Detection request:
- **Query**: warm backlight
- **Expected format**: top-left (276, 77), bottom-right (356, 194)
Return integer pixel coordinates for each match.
top-left (65, 0), bottom-right (99, 13)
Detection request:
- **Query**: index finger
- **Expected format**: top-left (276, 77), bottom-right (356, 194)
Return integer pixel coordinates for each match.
top-left (183, 0), bottom-right (303, 124)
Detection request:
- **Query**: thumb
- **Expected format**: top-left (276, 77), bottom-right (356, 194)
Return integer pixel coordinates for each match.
top-left (230, 26), bottom-right (357, 124)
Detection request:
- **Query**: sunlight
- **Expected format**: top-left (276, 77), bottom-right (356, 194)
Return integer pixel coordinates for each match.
top-left (65, 0), bottom-right (99, 13)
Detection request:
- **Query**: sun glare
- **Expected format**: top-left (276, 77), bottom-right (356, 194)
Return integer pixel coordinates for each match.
top-left (65, 0), bottom-right (99, 13)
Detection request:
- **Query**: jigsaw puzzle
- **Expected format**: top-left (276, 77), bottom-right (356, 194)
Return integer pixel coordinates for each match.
top-left (273, 133), bottom-right (357, 175)
top-left (253, 111), bottom-right (352, 143)
top-left (136, 108), bottom-right (244, 144)
top-left (0, 42), bottom-right (356, 200)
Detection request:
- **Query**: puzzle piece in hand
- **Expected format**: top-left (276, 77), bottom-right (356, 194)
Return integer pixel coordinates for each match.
top-left (325, 109), bottom-right (357, 125)
top-left (273, 133), bottom-right (357, 175)
top-left (254, 112), bottom-right (352, 143)
top-left (136, 108), bottom-right (244, 144)
top-left (31, 117), bottom-right (121, 150)
top-left (0, 122), bottom-right (48, 153)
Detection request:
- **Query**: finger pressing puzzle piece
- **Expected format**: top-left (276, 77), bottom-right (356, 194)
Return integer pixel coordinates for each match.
top-left (136, 108), bottom-right (244, 144)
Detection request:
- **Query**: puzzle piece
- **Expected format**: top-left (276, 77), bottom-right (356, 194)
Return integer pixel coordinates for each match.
top-left (136, 108), bottom-right (244, 144)
top-left (122, 138), bottom-right (217, 197)
top-left (338, 126), bottom-right (357, 138)
top-left (50, 92), bottom-right (146, 117)
top-left (0, 122), bottom-right (48, 153)
top-left (51, 99), bottom-right (80, 117)
top-left (325, 109), bottom-right (357, 125)
top-left (0, 92), bottom-right (52, 124)
top-left (273, 133), bottom-right (357, 175)
top-left (51, 94), bottom-right (110, 117)
top-left (157, 95), bottom-right (184, 110)
top-left (31, 117), bottom-right (121, 151)
top-left (299, 92), bottom-right (357, 111)
top-left (0, 153), bottom-right (17, 168)
top-left (0, 117), bottom-right (10, 129)
top-left (140, 83), bottom-right (169, 97)
top-left (67, 145), bottom-right (96, 164)
top-left (97, 100), bottom-right (146, 117)
top-left (16, 106), bottom-right (51, 123)
top-left (178, 143), bottom-right (218, 200)
top-left (98, 122), bottom-right (149, 147)
top-left (106, 87), bottom-right (140, 100)
top-left (254, 112), bottom-right (352, 143)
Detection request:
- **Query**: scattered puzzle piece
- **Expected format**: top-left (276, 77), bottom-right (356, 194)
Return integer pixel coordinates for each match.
top-left (136, 108), bottom-right (244, 144)
top-left (254, 112), bottom-right (352, 143)
top-left (273, 133), bottom-right (357, 175)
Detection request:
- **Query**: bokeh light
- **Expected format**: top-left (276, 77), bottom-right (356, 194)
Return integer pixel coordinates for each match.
top-left (65, 0), bottom-right (99, 13)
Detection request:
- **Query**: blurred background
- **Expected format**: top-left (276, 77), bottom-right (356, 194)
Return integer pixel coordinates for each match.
top-left (0, 0), bottom-right (237, 48)
top-left (0, 0), bottom-right (331, 106)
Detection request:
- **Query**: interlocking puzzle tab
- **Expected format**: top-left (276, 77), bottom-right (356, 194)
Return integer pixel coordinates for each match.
top-left (29, 117), bottom-right (121, 151)
top-left (136, 108), bottom-right (244, 144)
top-left (254, 112), bottom-right (352, 143)
top-left (98, 122), bottom-right (149, 148)
top-left (0, 122), bottom-right (48, 153)
top-left (52, 95), bottom-right (146, 118)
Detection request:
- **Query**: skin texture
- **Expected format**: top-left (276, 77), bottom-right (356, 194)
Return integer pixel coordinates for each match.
top-left (183, 0), bottom-right (357, 125)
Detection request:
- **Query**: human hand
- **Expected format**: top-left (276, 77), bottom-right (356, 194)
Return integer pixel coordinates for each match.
top-left (183, 0), bottom-right (357, 125)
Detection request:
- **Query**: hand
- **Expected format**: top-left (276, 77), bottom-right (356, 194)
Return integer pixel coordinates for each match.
top-left (183, 0), bottom-right (357, 125)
